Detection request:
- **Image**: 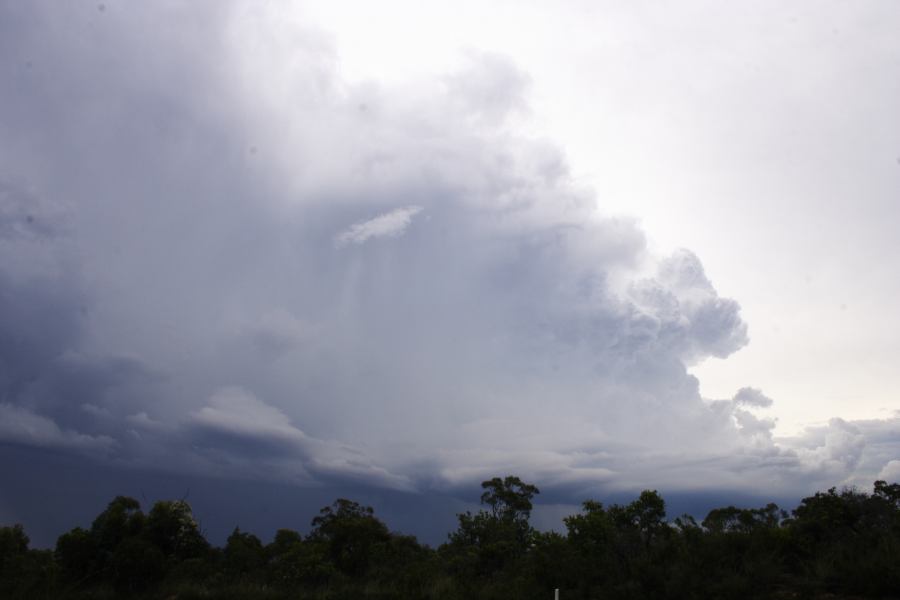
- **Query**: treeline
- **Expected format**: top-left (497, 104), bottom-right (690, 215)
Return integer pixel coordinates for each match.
top-left (2, 476), bottom-right (900, 599)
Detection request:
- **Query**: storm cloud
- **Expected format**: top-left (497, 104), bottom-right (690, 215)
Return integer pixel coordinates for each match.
top-left (2, 1), bottom-right (899, 541)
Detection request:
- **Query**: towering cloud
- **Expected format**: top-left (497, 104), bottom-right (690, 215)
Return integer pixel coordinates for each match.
top-left (1, 1), bottom-right (898, 522)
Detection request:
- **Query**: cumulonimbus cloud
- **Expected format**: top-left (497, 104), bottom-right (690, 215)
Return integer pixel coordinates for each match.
top-left (0, 1), bottom-right (897, 505)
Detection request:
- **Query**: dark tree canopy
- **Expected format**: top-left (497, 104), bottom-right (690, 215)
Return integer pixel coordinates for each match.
top-left (308, 498), bottom-right (392, 577)
top-left (1, 476), bottom-right (899, 599)
top-left (479, 476), bottom-right (540, 523)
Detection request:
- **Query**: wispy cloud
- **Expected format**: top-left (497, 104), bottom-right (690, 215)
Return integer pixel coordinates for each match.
top-left (334, 206), bottom-right (424, 247)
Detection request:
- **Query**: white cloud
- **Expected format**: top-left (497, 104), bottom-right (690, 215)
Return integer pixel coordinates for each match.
top-left (334, 205), bottom-right (424, 247)
top-left (878, 460), bottom-right (900, 482)
top-left (783, 418), bottom-right (868, 482)
top-left (191, 386), bottom-right (310, 446)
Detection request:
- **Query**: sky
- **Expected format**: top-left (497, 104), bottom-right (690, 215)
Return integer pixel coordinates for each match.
top-left (1, 0), bottom-right (899, 546)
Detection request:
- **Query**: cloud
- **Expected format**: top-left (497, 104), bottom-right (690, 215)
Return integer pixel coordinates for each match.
top-left (733, 387), bottom-right (775, 408)
top-left (125, 411), bottom-right (169, 433)
top-left (0, 0), bottom-right (893, 512)
top-left (334, 205), bottom-right (424, 247)
top-left (184, 387), bottom-right (413, 490)
top-left (245, 309), bottom-right (310, 359)
top-left (878, 460), bottom-right (900, 482)
top-left (628, 250), bottom-right (749, 364)
top-left (190, 386), bottom-right (310, 450)
top-left (0, 403), bottom-right (114, 451)
top-left (0, 181), bottom-right (65, 241)
top-left (444, 50), bottom-right (532, 125)
top-left (774, 418), bottom-right (868, 487)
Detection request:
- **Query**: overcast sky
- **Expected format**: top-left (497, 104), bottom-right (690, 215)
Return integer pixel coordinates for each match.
top-left (2, 1), bottom-right (899, 545)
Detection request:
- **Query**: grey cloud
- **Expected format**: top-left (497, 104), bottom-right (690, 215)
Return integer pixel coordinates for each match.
top-left (733, 408), bottom-right (776, 443)
top-left (631, 250), bottom-right (749, 363)
top-left (775, 418), bottom-right (869, 487)
top-left (183, 387), bottom-right (413, 490)
top-left (733, 387), bottom-right (775, 408)
top-left (0, 403), bottom-right (115, 451)
top-left (0, 0), bottom-right (893, 514)
top-left (0, 181), bottom-right (64, 240)
top-left (125, 411), bottom-right (169, 433)
top-left (820, 417), bottom-right (900, 486)
top-left (243, 309), bottom-right (312, 361)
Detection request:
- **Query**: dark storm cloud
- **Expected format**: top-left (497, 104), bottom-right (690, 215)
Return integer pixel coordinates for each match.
top-left (0, 1), bottom-right (897, 538)
top-left (0, 182), bottom-right (63, 240)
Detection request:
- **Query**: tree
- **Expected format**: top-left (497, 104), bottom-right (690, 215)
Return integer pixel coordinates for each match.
top-left (265, 529), bottom-right (307, 587)
top-left (0, 525), bottom-right (56, 600)
top-left (480, 476), bottom-right (540, 523)
top-left (702, 503), bottom-right (785, 534)
top-left (54, 496), bottom-right (146, 589)
top-left (874, 479), bottom-right (900, 510)
top-left (90, 496), bottom-right (145, 562)
top-left (0, 525), bottom-right (31, 596)
top-left (224, 527), bottom-right (265, 583)
top-left (627, 490), bottom-right (667, 544)
top-left (565, 500), bottom-right (614, 555)
top-left (267, 528), bottom-right (302, 559)
top-left (55, 527), bottom-right (99, 585)
top-left (0, 525), bottom-right (28, 561)
top-left (308, 499), bottom-right (391, 577)
top-left (787, 485), bottom-right (900, 595)
top-left (144, 499), bottom-right (208, 561)
top-left (108, 537), bottom-right (165, 593)
top-left (443, 475), bottom-right (541, 580)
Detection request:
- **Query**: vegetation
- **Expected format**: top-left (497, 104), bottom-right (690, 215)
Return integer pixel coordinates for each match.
top-left (2, 477), bottom-right (899, 599)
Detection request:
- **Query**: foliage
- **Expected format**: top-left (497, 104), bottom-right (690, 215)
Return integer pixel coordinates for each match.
top-left (0, 524), bottom-right (57, 599)
top-left (308, 498), bottom-right (392, 577)
top-left (1, 476), bottom-right (899, 598)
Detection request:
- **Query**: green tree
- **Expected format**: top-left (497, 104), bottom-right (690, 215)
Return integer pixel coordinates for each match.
top-left (265, 528), bottom-right (307, 587)
top-left (90, 496), bottom-right (145, 563)
top-left (0, 525), bottom-right (28, 561)
top-left (702, 503), bottom-right (785, 534)
top-left (144, 499), bottom-right (208, 561)
top-left (443, 475), bottom-right (541, 582)
top-left (874, 479), bottom-right (900, 510)
top-left (55, 526), bottom-right (99, 586)
top-left (108, 536), bottom-right (166, 594)
top-left (480, 476), bottom-right (540, 523)
top-left (308, 498), bottom-right (391, 578)
top-left (224, 527), bottom-right (266, 583)
top-left (788, 484), bottom-right (900, 595)
top-left (54, 496), bottom-right (146, 590)
top-left (564, 500), bottom-right (616, 594)
top-left (0, 525), bottom-right (57, 599)
top-left (619, 490), bottom-right (667, 546)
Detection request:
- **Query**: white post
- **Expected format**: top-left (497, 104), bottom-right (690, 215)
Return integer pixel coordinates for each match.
top-left (554, 588), bottom-right (559, 600)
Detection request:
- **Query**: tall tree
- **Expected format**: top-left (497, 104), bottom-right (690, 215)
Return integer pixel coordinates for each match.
top-left (308, 499), bottom-right (391, 578)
